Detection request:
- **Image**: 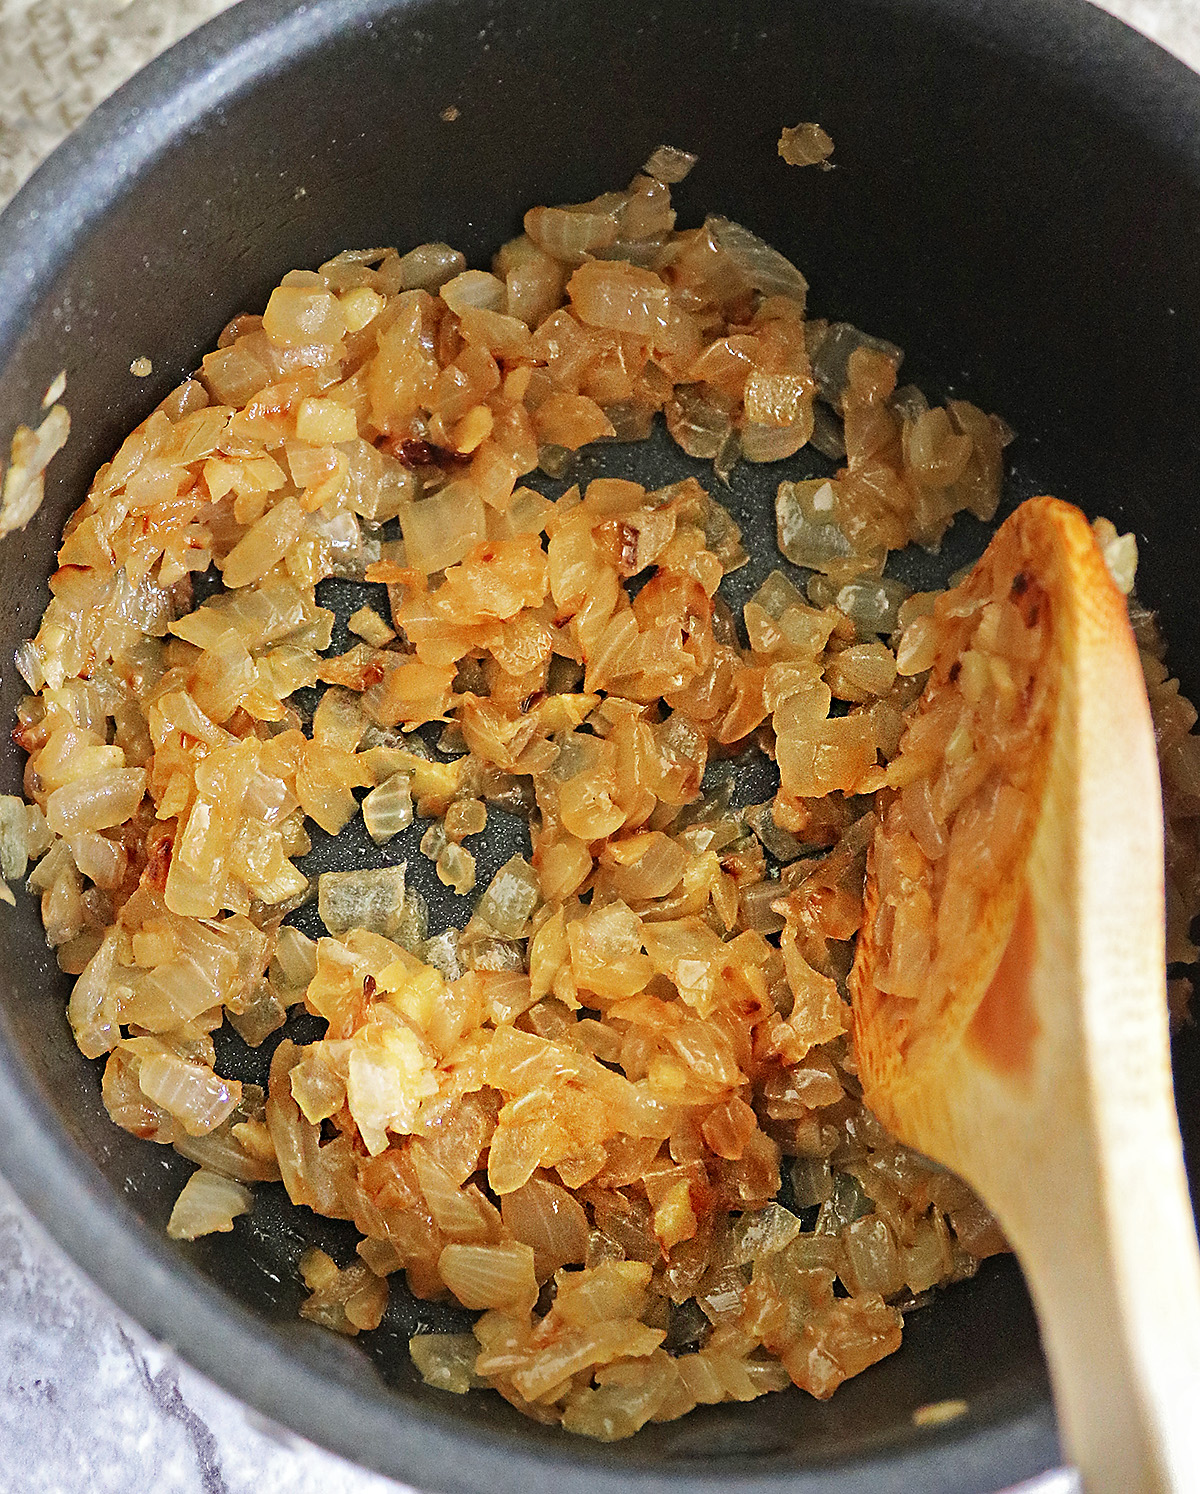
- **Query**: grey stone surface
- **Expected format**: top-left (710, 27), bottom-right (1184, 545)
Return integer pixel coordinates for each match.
top-left (0, 1171), bottom-right (408, 1492)
top-left (0, 0), bottom-right (1193, 1489)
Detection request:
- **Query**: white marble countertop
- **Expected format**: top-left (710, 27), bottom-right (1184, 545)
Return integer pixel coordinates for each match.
top-left (0, 1), bottom-right (1197, 1490)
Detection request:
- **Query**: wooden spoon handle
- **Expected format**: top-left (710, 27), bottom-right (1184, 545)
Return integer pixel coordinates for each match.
top-left (974, 517), bottom-right (1200, 1494)
top-left (850, 499), bottom-right (1200, 1494)
top-left (1014, 1070), bottom-right (1200, 1494)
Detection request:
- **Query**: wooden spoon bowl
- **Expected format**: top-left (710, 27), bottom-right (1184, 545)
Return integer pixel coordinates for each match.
top-left (850, 497), bottom-right (1200, 1493)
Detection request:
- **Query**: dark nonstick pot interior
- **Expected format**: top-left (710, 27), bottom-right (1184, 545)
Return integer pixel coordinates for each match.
top-left (0, 0), bottom-right (1198, 1490)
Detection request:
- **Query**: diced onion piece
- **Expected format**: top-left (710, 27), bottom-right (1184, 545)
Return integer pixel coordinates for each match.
top-left (475, 854), bottom-right (540, 938)
top-left (729, 1203), bottom-right (802, 1264)
top-left (14, 639), bottom-right (45, 691)
top-left (45, 768), bottom-right (146, 837)
top-left (438, 1241), bottom-right (538, 1312)
top-left (347, 605), bottom-right (396, 646)
top-left (399, 242), bottom-right (466, 292)
top-left (68, 830), bottom-right (126, 889)
top-left (436, 843), bottom-right (476, 895)
top-left (666, 385), bottom-right (734, 460)
top-left (1092, 516), bottom-right (1138, 596)
top-left (399, 482), bottom-right (486, 574)
top-left (500, 1176), bottom-right (590, 1275)
top-left (600, 832), bottom-right (686, 901)
top-left (167, 1168), bottom-right (253, 1240)
top-left (138, 1053), bottom-right (242, 1136)
top-left (707, 216), bottom-right (808, 305)
top-left (221, 495), bottom-right (305, 588)
top-left (346, 1025), bottom-right (437, 1154)
top-left (318, 865), bottom-right (408, 938)
top-left (0, 794), bottom-right (29, 882)
top-left (739, 421), bottom-right (810, 464)
top-left (778, 122), bottom-right (835, 168)
top-left (568, 261), bottom-right (672, 340)
top-left (440, 270), bottom-right (506, 315)
top-left (68, 928), bottom-right (121, 1058)
top-left (841, 1214), bottom-right (905, 1298)
top-left (295, 397), bottom-right (357, 445)
top-left (262, 286), bottom-right (346, 348)
top-left (775, 480), bottom-right (856, 572)
top-left (270, 925), bottom-right (317, 995)
top-left (410, 1334), bottom-right (481, 1394)
top-left (312, 684), bottom-right (366, 752)
top-left (525, 204), bottom-right (621, 264)
top-left (0, 403), bottom-right (70, 539)
top-left (642, 145), bottom-right (698, 183)
top-left (342, 438), bottom-right (417, 526)
top-left (362, 774), bottom-right (414, 844)
top-left (810, 322), bottom-right (903, 411)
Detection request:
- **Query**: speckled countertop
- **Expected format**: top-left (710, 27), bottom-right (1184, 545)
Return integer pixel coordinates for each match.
top-left (0, 2), bottom-right (1198, 1490)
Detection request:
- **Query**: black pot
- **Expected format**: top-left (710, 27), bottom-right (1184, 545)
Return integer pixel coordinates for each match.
top-left (0, 1), bottom-right (1196, 1490)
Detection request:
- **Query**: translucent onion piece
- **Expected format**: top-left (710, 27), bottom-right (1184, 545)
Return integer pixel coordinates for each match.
top-left (318, 864), bottom-right (408, 938)
top-left (568, 261), bottom-right (671, 340)
top-left (809, 322), bottom-right (903, 412)
top-left (270, 925), bottom-right (318, 996)
top-left (421, 927), bottom-right (463, 980)
top-left (221, 495), bottom-right (305, 589)
top-left (347, 1025), bottom-right (437, 1154)
top-left (642, 145), bottom-right (698, 184)
top-left (729, 1203), bottom-right (802, 1264)
top-left (0, 403), bottom-right (70, 539)
top-left (166, 1168), bottom-right (253, 1240)
top-left (138, 1053), bottom-right (242, 1137)
top-left (665, 385), bottom-right (733, 460)
top-left (14, 639), bottom-right (45, 691)
top-left (436, 843), bottom-right (476, 895)
top-left (45, 768), bottom-right (146, 838)
top-left (399, 242), bottom-right (467, 292)
top-left (342, 438), bottom-right (417, 527)
top-left (841, 1214), bottom-right (905, 1298)
top-left (410, 1334), bottom-right (481, 1394)
top-left (399, 482), bottom-right (486, 574)
top-left (775, 480), bottom-right (855, 573)
top-left (362, 774), bottom-right (414, 844)
top-left (739, 421), bottom-right (810, 464)
top-left (525, 204), bottom-right (621, 265)
top-left (777, 123), bottom-right (835, 168)
top-left (1092, 516), bottom-right (1138, 596)
top-left (706, 216), bottom-right (808, 305)
top-left (173, 1123), bottom-right (281, 1184)
top-left (500, 1176), bottom-right (590, 1275)
top-left (0, 794), bottom-right (28, 882)
top-left (440, 270), bottom-right (506, 315)
top-left (836, 577), bottom-right (910, 637)
top-left (475, 854), bottom-right (540, 938)
top-left (437, 1241), bottom-right (539, 1313)
top-left (67, 928), bottom-right (121, 1058)
top-left (600, 831), bottom-right (687, 901)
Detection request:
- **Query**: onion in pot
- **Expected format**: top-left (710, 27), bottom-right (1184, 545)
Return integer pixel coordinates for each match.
top-left (166, 1168), bottom-right (253, 1240)
top-left (399, 242), bottom-right (466, 291)
top-left (362, 774), bottom-right (414, 844)
top-left (138, 1052), bottom-right (242, 1136)
top-left (706, 216), bottom-right (808, 305)
top-left (438, 1241), bottom-right (539, 1313)
top-left (440, 270), bottom-right (507, 315)
top-left (410, 1334), bottom-right (483, 1394)
top-left (399, 482), bottom-right (486, 573)
top-left (45, 768), bottom-right (146, 838)
top-left (318, 865), bottom-right (409, 938)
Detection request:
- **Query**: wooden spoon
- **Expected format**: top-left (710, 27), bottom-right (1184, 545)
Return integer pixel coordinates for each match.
top-left (850, 497), bottom-right (1200, 1494)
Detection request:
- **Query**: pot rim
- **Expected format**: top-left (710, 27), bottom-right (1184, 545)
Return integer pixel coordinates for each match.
top-left (0, 0), bottom-right (1195, 1488)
